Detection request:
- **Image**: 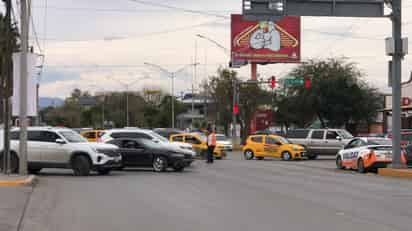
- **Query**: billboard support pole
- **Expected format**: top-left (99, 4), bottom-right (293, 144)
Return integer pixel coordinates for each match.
top-left (251, 63), bottom-right (257, 81)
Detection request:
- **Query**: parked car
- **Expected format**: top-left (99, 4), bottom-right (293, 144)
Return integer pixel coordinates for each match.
top-left (404, 144), bottom-right (412, 167)
top-left (169, 133), bottom-right (226, 159)
top-left (81, 129), bottom-right (106, 142)
top-left (285, 129), bottom-right (353, 159)
top-left (242, 134), bottom-right (306, 161)
top-left (107, 138), bottom-right (193, 172)
top-left (0, 127), bottom-right (122, 175)
top-left (336, 137), bottom-right (394, 173)
top-left (216, 134), bottom-right (233, 151)
top-left (153, 128), bottom-right (184, 139)
top-left (99, 129), bottom-right (196, 157)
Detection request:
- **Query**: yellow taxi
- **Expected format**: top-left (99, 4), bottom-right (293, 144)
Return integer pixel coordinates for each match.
top-left (170, 133), bottom-right (226, 159)
top-left (243, 134), bottom-right (305, 161)
top-left (81, 130), bottom-right (106, 142)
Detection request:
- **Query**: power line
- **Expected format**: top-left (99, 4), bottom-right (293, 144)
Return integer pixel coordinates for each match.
top-left (127, 0), bottom-right (229, 19)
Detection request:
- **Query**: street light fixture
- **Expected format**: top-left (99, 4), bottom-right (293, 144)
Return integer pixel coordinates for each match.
top-left (144, 62), bottom-right (200, 129)
top-left (106, 75), bottom-right (149, 127)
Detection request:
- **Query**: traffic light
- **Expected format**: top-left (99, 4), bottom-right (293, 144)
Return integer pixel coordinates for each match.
top-left (305, 77), bottom-right (311, 89)
top-left (233, 103), bottom-right (239, 115)
top-left (270, 76), bottom-right (276, 89)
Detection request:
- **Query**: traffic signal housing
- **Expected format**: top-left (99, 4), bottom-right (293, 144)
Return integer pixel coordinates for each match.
top-left (270, 76), bottom-right (276, 89)
top-left (305, 77), bottom-right (311, 89)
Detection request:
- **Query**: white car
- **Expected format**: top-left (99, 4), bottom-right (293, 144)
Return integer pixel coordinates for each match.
top-left (336, 137), bottom-right (393, 173)
top-left (216, 134), bottom-right (233, 151)
top-left (99, 129), bottom-right (196, 157)
top-left (0, 127), bottom-right (122, 175)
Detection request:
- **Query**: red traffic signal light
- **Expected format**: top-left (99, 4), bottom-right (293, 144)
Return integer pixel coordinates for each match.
top-left (270, 76), bottom-right (276, 89)
top-left (305, 77), bottom-right (311, 89)
top-left (233, 103), bottom-right (239, 115)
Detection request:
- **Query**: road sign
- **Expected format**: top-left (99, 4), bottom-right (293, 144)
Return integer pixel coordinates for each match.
top-left (284, 77), bottom-right (304, 87)
top-left (243, 0), bottom-right (385, 21)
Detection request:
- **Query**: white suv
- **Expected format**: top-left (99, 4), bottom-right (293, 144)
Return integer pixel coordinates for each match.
top-left (100, 128), bottom-right (196, 157)
top-left (0, 127), bottom-right (122, 176)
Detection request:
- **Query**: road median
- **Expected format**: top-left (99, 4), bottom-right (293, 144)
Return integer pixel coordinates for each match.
top-left (378, 168), bottom-right (412, 179)
top-left (0, 174), bottom-right (37, 187)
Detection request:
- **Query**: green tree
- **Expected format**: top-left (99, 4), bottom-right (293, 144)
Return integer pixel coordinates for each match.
top-left (278, 58), bottom-right (383, 133)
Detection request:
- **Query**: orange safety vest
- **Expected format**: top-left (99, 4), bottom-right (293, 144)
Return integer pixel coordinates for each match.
top-left (208, 133), bottom-right (217, 146)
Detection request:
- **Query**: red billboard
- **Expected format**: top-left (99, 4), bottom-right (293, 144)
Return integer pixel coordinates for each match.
top-left (231, 14), bottom-right (301, 64)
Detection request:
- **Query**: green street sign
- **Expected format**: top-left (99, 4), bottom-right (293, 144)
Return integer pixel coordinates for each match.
top-left (284, 78), bottom-right (304, 87)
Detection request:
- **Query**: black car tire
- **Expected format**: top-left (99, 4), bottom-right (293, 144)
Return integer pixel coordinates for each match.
top-left (307, 154), bottom-right (318, 160)
top-left (336, 156), bottom-right (344, 169)
top-left (215, 156), bottom-right (222, 160)
top-left (244, 150), bottom-right (254, 160)
top-left (281, 151), bottom-right (292, 161)
top-left (97, 169), bottom-right (111, 175)
top-left (72, 155), bottom-right (91, 176)
top-left (153, 156), bottom-right (168, 172)
top-left (357, 159), bottom-right (367, 173)
top-left (28, 168), bottom-right (42, 174)
top-left (257, 157), bottom-right (264, 160)
top-left (173, 166), bottom-right (185, 172)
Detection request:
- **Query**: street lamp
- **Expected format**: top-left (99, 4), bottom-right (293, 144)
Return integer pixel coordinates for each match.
top-left (106, 75), bottom-right (149, 127)
top-left (144, 62), bottom-right (200, 129)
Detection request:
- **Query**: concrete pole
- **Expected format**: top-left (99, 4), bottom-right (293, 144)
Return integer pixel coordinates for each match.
top-left (391, 0), bottom-right (403, 168)
top-left (18, 0), bottom-right (29, 175)
top-left (171, 74), bottom-right (175, 128)
top-left (126, 87), bottom-right (129, 127)
top-left (232, 80), bottom-right (237, 147)
top-left (102, 93), bottom-right (105, 129)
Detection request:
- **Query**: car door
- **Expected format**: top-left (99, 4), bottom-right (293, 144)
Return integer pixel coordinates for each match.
top-left (118, 139), bottom-right (148, 167)
top-left (40, 131), bottom-right (69, 164)
top-left (264, 136), bottom-right (282, 157)
top-left (325, 130), bottom-right (342, 155)
top-left (308, 130), bottom-right (326, 155)
top-left (250, 135), bottom-right (265, 155)
top-left (340, 139), bottom-right (362, 169)
top-left (11, 131), bottom-right (42, 162)
top-left (185, 135), bottom-right (204, 155)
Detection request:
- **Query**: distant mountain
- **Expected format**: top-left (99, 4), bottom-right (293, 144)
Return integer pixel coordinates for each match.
top-left (39, 97), bottom-right (64, 109)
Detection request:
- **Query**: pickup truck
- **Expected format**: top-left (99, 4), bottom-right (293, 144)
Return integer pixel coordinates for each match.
top-left (285, 129), bottom-right (353, 159)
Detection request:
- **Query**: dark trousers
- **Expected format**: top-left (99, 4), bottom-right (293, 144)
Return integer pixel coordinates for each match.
top-left (207, 146), bottom-right (215, 163)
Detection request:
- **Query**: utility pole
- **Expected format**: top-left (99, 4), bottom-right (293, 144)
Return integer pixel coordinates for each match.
top-left (232, 80), bottom-right (237, 149)
top-left (2, 0), bottom-right (12, 174)
top-left (192, 41), bottom-right (198, 128)
top-left (171, 73), bottom-right (175, 128)
top-left (390, 0), bottom-right (403, 168)
top-left (19, 0), bottom-right (29, 175)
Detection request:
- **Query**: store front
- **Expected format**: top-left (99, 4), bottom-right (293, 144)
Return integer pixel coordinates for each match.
top-left (383, 76), bottom-right (412, 132)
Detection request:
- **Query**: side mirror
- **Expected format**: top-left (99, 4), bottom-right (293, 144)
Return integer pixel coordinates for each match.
top-left (56, 138), bottom-right (66, 144)
top-left (336, 136), bottom-right (342, 141)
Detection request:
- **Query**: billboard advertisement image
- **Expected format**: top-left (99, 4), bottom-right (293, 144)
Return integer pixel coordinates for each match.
top-left (231, 14), bottom-right (301, 64)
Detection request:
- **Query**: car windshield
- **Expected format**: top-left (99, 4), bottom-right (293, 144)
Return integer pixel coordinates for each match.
top-left (148, 131), bottom-right (170, 143)
top-left (277, 136), bottom-right (291, 144)
top-left (216, 135), bottom-right (228, 141)
top-left (59, 131), bottom-right (88, 143)
top-left (337, 130), bottom-right (354, 139)
top-left (367, 139), bottom-right (392, 145)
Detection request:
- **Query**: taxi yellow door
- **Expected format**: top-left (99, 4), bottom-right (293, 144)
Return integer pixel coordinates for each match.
top-left (263, 136), bottom-right (282, 158)
top-left (185, 135), bottom-right (205, 153)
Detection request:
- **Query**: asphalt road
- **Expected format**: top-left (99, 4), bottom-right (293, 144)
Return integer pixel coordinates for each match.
top-left (16, 152), bottom-right (412, 231)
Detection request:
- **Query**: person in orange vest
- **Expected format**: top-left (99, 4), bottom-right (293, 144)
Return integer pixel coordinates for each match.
top-left (207, 126), bottom-right (217, 163)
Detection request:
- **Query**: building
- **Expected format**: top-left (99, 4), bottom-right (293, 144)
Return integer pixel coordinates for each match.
top-left (383, 73), bottom-right (412, 132)
top-left (176, 93), bottom-right (214, 129)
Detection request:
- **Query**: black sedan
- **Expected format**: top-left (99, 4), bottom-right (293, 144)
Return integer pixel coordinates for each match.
top-left (107, 138), bottom-right (193, 172)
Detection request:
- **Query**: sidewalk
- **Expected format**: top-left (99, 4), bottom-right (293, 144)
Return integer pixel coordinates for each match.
top-left (0, 184), bottom-right (33, 231)
top-left (0, 174), bottom-right (37, 187)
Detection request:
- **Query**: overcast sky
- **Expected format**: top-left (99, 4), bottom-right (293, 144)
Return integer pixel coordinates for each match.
top-left (13, 0), bottom-right (412, 98)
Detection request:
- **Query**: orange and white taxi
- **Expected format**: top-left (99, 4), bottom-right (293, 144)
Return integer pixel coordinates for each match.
top-left (336, 137), bottom-right (405, 173)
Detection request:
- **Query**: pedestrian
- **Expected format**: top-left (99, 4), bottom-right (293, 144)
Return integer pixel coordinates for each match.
top-left (206, 126), bottom-right (216, 163)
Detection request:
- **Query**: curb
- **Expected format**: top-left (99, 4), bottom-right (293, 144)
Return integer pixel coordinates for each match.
top-left (0, 175), bottom-right (37, 187)
top-left (378, 168), bottom-right (412, 179)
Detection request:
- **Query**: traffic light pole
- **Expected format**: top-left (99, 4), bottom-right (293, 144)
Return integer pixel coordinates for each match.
top-left (232, 80), bottom-right (237, 148)
top-left (391, 0), bottom-right (403, 168)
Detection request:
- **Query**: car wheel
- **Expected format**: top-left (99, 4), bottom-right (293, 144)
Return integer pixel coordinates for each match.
top-left (72, 155), bottom-right (91, 176)
top-left (244, 150), bottom-right (254, 160)
top-left (336, 156), bottom-right (344, 169)
top-left (215, 156), bottom-right (222, 160)
top-left (257, 157), bottom-right (264, 160)
top-left (0, 152), bottom-right (19, 174)
top-left (173, 166), bottom-right (185, 172)
top-left (28, 168), bottom-right (42, 174)
top-left (153, 156), bottom-right (168, 172)
top-left (357, 158), bottom-right (367, 173)
top-left (281, 151), bottom-right (292, 161)
top-left (97, 169), bottom-right (111, 175)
